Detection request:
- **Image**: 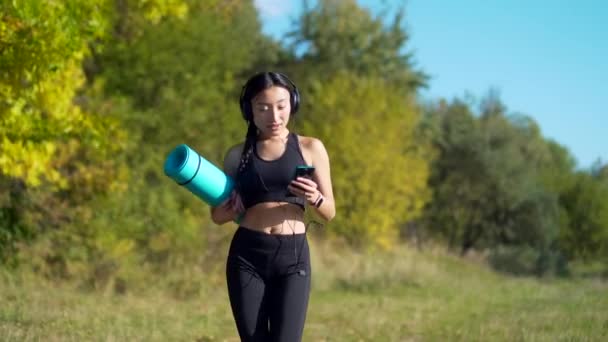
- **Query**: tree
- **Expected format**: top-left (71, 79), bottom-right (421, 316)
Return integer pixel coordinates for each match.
top-left (96, 0), bottom-right (278, 162)
top-left (560, 172), bottom-right (608, 261)
top-left (299, 73), bottom-right (431, 249)
top-left (591, 159), bottom-right (608, 183)
top-left (30, 0), bottom-right (282, 283)
top-left (422, 95), bottom-right (566, 274)
top-left (0, 0), bottom-right (190, 188)
top-left (0, 0), bottom-right (189, 263)
top-left (286, 0), bottom-right (427, 92)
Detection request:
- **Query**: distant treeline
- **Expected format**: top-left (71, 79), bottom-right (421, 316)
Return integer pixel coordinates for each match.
top-left (1, 0), bottom-right (606, 286)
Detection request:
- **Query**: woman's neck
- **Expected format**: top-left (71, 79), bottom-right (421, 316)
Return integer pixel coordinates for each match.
top-left (258, 129), bottom-right (290, 142)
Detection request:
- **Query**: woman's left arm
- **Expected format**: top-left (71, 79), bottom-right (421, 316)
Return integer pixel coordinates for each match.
top-left (289, 138), bottom-right (336, 221)
top-left (310, 138), bottom-right (335, 221)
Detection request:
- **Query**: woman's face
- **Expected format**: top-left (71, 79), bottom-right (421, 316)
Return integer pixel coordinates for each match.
top-left (251, 86), bottom-right (292, 138)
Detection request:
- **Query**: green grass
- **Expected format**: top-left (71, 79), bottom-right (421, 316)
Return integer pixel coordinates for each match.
top-left (1, 239), bottom-right (607, 341)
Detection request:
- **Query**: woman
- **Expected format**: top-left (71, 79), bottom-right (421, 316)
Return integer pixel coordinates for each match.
top-left (210, 71), bottom-right (336, 341)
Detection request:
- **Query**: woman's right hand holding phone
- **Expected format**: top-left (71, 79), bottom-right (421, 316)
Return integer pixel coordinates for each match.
top-left (289, 176), bottom-right (322, 206)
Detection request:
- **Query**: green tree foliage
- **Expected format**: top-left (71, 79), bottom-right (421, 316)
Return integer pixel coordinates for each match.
top-left (23, 1), bottom-right (282, 286)
top-left (422, 95), bottom-right (570, 274)
top-left (560, 171), bottom-right (608, 262)
top-left (300, 73), bottom-right (431, 249)
top-left (4, 0), bottom-right (604, 285)
top-left (89, 0), bottom-right (276, 236)
top-left (0, 0), bottom-right (189, 188)
top-left (421, 99), bottom-right (485, 248)
top-left (287, 0), bottom-right (427, 91)
top-left (279, 0), bottom-right (432, 249)
top-left (97, 0), bottom-right (276, 161)
top-left (0, 0), bottom-right (189, 264)
top-left (1, 1), bottom-right (115, 188)
top-left (591, 160), bottom-right (608, 183)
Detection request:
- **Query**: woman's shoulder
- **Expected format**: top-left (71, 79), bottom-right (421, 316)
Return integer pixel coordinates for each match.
top-left (295, 134), bottom-right (325, 152)
top-left (226, 142), bottom-right (245, 156)
top-left (223, 142), bottom-right (245, 176)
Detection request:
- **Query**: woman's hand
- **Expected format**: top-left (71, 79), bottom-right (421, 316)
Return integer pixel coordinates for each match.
top-left (211, 190), bottom-right (244, 224)
top-left (222, 190), bottom-right (244, 214)
top-left (288, 177), bottom-right (322, 206)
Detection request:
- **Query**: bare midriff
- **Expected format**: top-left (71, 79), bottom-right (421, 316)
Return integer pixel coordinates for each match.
top-left (239, 202), bottom-right (306, 235)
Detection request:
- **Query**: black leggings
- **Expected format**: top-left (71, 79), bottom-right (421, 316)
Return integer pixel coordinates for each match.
top-left (226, 226), bottom-right (311, 342)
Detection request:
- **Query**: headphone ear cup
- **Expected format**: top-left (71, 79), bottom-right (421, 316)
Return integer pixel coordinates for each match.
top-left (290, 86), bottom-right (300, 114)
top-left (240, 100), bottom-right (248, 121)
top-left (244, 105), bottom-right (252, 122)
top-left (275, 72), bottom-right (300, 115)
top-left (239, 86), bottom-right (252, 121)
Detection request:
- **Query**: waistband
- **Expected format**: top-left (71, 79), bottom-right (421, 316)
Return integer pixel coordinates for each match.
top-left (231, 226), bottom-right (307, 254)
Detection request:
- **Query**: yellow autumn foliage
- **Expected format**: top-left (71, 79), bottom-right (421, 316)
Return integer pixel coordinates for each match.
top-left (0, 0), bottom-right (190, 189)
top-left (300, 73), bottom-right (433, 249)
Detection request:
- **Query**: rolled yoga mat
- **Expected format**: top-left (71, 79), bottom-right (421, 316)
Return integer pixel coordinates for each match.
top-left (163, 144), bottom-right (234, 207)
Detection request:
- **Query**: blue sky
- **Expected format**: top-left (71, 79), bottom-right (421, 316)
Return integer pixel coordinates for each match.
top-left (253, 0), bottom-right (607, 169)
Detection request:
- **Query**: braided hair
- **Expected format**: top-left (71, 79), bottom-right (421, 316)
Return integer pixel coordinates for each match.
top-left (236, 121), bottom-right (258, 176)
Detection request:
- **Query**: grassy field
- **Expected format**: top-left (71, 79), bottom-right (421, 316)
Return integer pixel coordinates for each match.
top-left (1, 238), bottom-right (606, 341)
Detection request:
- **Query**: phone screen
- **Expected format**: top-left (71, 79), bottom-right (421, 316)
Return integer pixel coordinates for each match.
top-left (295, 165), bottom-right (315, 179)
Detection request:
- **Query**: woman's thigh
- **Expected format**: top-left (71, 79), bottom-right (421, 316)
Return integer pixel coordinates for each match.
top-left (226, 255), bottom-right (271, 341)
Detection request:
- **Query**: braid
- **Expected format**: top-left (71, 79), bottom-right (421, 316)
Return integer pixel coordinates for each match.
top-left (236, 122), bottom-right (257, 187)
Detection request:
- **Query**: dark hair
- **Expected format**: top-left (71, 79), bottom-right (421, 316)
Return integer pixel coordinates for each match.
top-left (239, 72), bottom-right (300, 122)
top-left (236, 72), bottom-right (300, 180)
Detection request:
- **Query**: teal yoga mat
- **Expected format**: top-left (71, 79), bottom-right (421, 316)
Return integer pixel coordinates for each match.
top-left (163, 144), bottom-right (234, 207)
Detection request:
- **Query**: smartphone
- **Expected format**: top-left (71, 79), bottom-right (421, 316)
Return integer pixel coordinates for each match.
top-left (295, 165), bottom-right (315, 179)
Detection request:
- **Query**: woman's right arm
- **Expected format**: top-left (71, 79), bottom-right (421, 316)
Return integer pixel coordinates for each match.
top-left (210, 191), bottom-right (243, 224)
top-left (210, 144), bottom-right (244, 225)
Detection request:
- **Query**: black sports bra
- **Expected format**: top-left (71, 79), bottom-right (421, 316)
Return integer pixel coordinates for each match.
top-left (237, 133), bottom-right (308, 210)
